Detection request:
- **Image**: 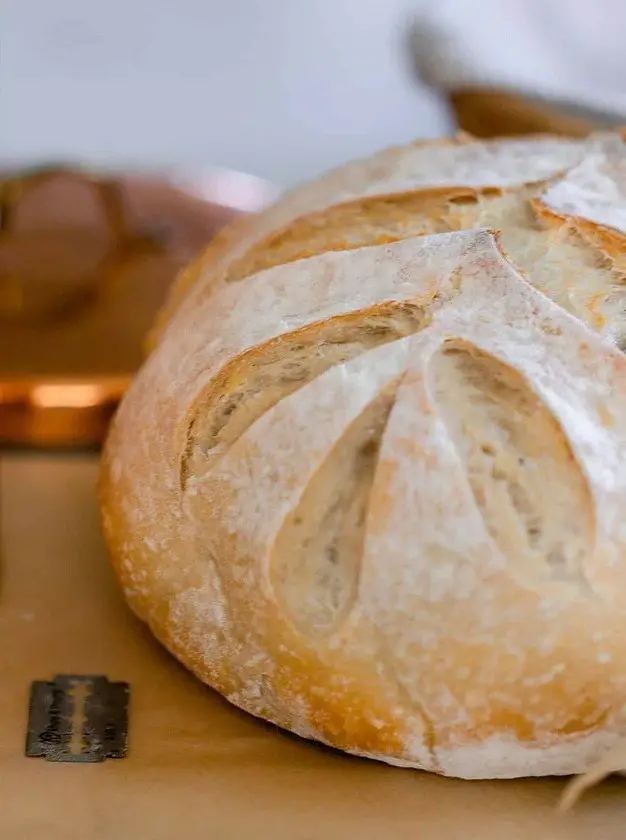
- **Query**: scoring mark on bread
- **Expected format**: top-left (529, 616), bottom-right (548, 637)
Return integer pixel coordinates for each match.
top-left (430, 340), bottom-right (595, 590)
top-left (269, 383), bottom-right (399, 633)
top-left (223, 176), bottom-right (626, 344)
top-left (180, 302), bottom-right (432, 489)
top-left (220, 188), bottom-right (484, 285)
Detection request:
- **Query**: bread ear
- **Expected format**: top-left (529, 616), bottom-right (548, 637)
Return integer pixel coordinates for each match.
top-left (151, 135), bottom-right (591, 345)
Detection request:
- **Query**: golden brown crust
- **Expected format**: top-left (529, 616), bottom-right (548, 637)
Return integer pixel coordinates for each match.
top-left (103, 133), bottom-right (626, 779)
top-left (147, 210), bottom-right (261, 351)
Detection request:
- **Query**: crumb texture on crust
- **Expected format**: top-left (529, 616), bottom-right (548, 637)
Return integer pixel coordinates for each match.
top-left (430, 341), bottom-right (594, 590)
top-left (102, 134), bottom-right (626, 780)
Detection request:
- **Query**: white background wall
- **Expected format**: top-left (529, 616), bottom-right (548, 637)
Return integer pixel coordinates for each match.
top-left (2, 0), bottom-right (452, 187)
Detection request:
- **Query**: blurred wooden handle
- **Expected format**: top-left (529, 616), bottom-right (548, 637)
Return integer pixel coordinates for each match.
top-left (450, 88), bottom-right (623, 138)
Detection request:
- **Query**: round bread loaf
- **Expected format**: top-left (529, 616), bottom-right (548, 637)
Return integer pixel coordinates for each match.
top-left (101, 132), bottom-right (626, 779)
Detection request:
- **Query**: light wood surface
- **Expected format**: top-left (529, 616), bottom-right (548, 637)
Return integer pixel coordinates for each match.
top-left (1, 451), bottom-right (626, 837)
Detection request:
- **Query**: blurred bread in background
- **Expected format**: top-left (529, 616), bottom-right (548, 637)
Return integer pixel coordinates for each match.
top-left (0, 165), bottom-right (273, 377)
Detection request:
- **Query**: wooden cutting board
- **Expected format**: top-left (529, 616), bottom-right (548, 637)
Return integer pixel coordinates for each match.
top-left (1, 450), bottom-right (626, 839)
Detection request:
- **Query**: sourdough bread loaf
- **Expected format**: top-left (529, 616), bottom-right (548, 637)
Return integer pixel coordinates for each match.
top-left (101, 132), bottom-right (626, 779)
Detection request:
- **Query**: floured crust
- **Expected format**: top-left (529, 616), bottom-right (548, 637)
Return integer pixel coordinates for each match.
top-left (102, 204), bottom-right (626, 779)
top-left (149, 134), bottom-right (582, 342)
top-left (150, 132), bottom-right (626, 350)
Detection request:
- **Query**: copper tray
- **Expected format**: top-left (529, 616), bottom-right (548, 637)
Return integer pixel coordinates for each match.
top-left (0, 164), bottom-right (274, 447)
